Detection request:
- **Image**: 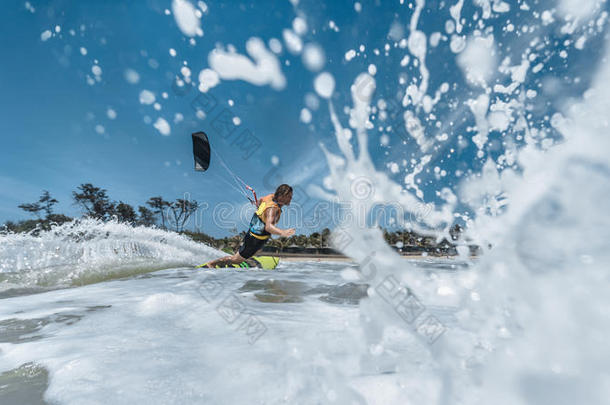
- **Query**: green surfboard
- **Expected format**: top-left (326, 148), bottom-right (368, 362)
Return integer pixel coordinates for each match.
top-left (196, 256), bottom-right (280, 270)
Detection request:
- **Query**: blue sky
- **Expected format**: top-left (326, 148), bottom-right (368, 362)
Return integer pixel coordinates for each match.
top-left (1, 0), bottom-right (607, 236)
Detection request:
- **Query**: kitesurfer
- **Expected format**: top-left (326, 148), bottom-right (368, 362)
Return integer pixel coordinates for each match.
top-left (206, 184), bottom-right (295, 268)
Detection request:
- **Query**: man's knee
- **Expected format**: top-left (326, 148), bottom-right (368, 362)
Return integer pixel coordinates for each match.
top-left (231, 254), bottom-right (245, 263)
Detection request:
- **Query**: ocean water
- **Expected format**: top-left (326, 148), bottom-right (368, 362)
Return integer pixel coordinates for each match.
top-left (0, 235), bottom-right (467, 405)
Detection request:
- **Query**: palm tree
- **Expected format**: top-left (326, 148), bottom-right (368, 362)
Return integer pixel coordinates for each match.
top-left (321, 228), bottom-right (331, 248)
top-left (449, 223), bottom-right (463, 241)
top-left (309, 232), bottom-right (321, 249)
top-left (147, 197), bottom-right (171, 229)
top-left (294, 234), bottom-right (308, 249)
top-left (277, 237), bottom-right (291, 252)
top-left (383, 229), bottom-right (398, 246)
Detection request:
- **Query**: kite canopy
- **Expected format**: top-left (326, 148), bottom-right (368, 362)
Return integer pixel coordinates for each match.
top-left (191, 130), bottom-right (258, 205)
top-left (192, 131), bottom-right (211, 171)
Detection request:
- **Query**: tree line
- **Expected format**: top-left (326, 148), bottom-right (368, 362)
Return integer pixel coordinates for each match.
top-left (265, 225), bottom-right (464, 253)
top-left (188, 225), bottom-right (466, 255)
top-left (3, 184), bottom-right (198, 234)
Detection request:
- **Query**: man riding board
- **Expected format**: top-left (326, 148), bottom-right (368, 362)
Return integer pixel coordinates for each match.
top-left (206, 184), bottom-right (295, 268)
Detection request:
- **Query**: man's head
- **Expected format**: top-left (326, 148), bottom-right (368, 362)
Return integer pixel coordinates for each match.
top-left (274, 184), bottom-right (293, 206)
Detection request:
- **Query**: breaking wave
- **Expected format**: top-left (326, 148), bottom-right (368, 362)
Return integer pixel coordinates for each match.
top-left (0, 218), bottom-right (219, 294)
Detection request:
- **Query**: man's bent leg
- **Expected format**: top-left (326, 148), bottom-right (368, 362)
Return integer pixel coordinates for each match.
top-left (206, 252), bottom-right (246, 268)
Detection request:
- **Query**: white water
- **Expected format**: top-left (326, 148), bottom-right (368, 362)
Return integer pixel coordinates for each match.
top-left (0, 219), bottom-right (220, 294)
top-left (1, 258), bottom-right (468, 404)
top-left (313, 20), bottom-right (610, 405)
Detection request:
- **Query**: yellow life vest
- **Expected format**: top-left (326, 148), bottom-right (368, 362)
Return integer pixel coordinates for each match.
top-left (248, 194), bottom-right (281, 239)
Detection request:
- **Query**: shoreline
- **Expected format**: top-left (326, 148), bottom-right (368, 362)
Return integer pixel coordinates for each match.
top-left (266, 253), bottom-right (471, 262)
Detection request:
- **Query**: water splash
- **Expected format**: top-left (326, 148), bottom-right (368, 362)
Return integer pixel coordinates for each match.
top-left (317, 18), bottom-right (610, 405)
top-left (0, 218), bottom-right (219, 293)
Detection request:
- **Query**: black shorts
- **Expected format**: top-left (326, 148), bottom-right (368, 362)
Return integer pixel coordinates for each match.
top-left (238, 232), bottom-right (268, 259)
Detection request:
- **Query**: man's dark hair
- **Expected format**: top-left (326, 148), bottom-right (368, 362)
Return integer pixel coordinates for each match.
top-left (274, 184), bottom-right (293, 199)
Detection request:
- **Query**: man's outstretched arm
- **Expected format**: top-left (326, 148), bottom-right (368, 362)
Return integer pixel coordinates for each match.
top-left (264, 208), bottom-right (295, 237)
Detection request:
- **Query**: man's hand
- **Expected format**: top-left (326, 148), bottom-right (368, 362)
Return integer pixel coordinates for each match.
top-left (281, 228), bottom-right (296, 238)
